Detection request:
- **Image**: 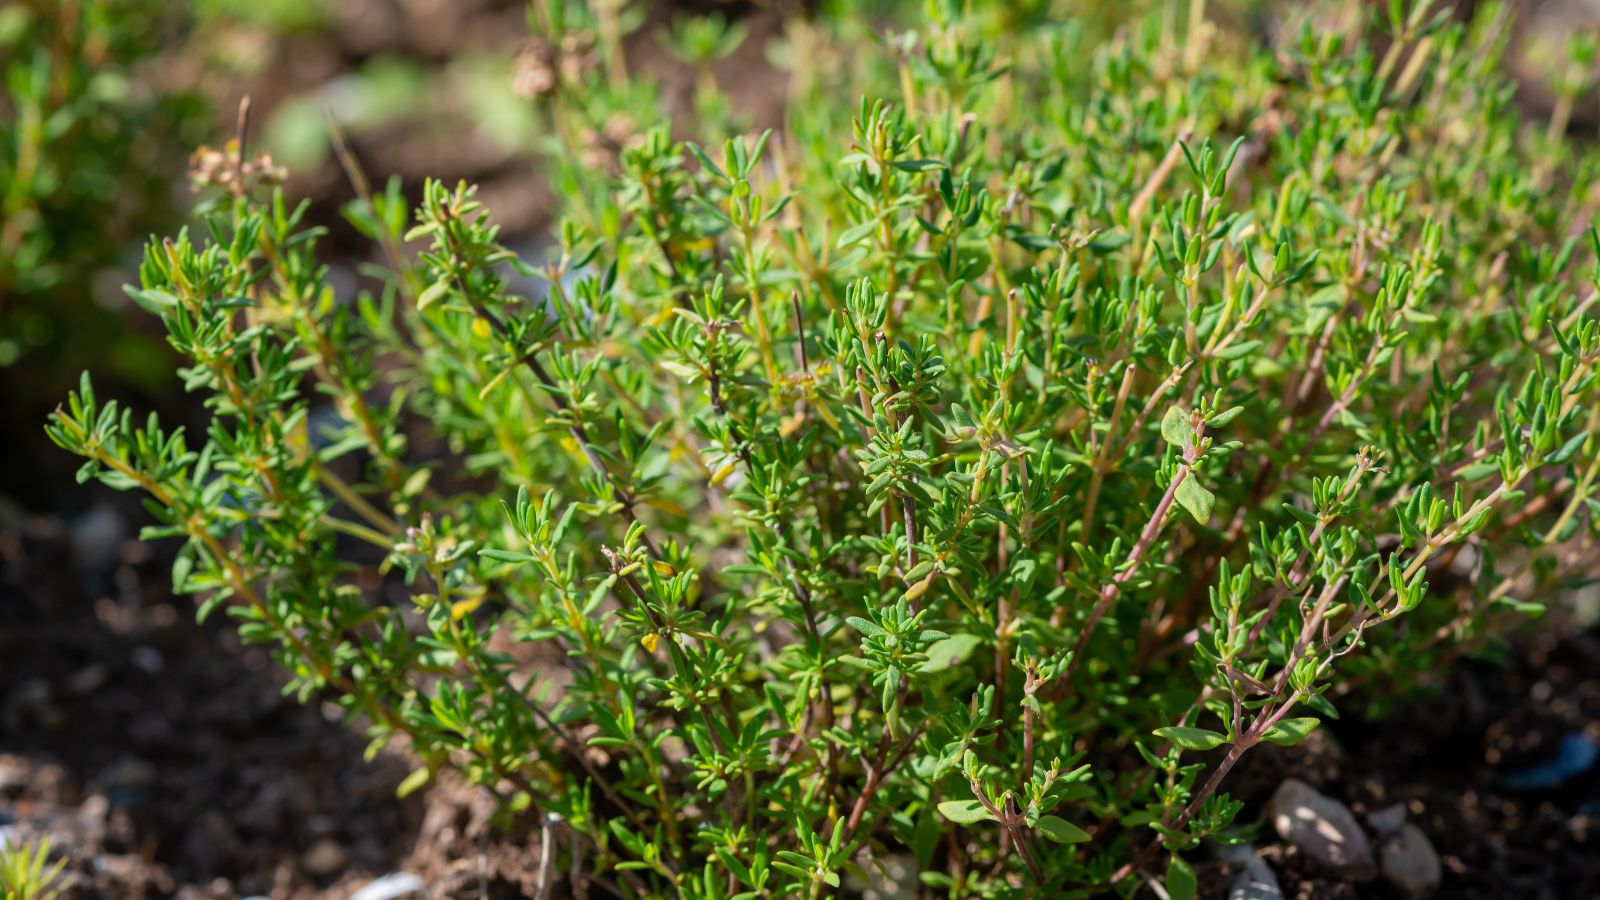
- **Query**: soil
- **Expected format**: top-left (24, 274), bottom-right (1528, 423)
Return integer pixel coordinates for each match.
top-left (0, 497), bottom-right (569, 899)
top-left (1200, 628), bottom-right (1600, 900)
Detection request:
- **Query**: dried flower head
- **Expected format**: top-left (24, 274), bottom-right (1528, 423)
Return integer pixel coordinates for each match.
top-left (187, 140), bottom-right (286, 195)
top-left (512, 31), bottom-right (599, 101)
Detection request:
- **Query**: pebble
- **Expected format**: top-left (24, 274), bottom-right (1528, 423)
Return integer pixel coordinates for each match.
top-left (131, 646), bottom-right (165, 674)
top-left (1267, 778), bottom-right (1376, 879)
top-left (303, 837), bottom-right (349, 877)
top-left (350, 872), bottom-right (426, 900)
top-left (68, 665), bottom-right (108, 695)
top-left (1366, 802), bottom-right (1407, 837)
top-left (69, 503), bottom-right (126, 572)
top-left (1379, 822), bottom-right (1442, 899)
top-left (0, 755), bottom-right (28, 794)
top-left (1214, 843), bottom-right (1283, 900)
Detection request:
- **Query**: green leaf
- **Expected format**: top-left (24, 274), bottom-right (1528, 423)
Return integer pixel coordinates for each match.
top-left (837, 219), bottom-right (879, 248)
top-left (686, 142), bottom-right (726, 179)
top-left (660, 359), bottom-right (702, 380)
top-left (1262, 717), bottom-right (1321, 747)
top-left (1161, 406), bottom-right (1192, 448)
top-left (1458, 461), bottom-right (1501, 482)
top-left (1216, 340), bottom-right (1259, 360)
top-left (1035, 815), bottom-right (1090, 843)
top-left (920, 633), bottom-right (981, 672)
top-left (479, 548), bottom-right (534, 564)
top-left (1153, 726), bottom-right (1227, 751)
top-left (1496, 597), bottom-right (1547, 617)
top-left (1175, 475), bottom-right (1215, 525)
top-left (846, 616), bottom-right (887, 638)
top-left (891, 158), bottom-right (947, 172)
top-left (1166, 855), bottom-right (1197, 900)
top-left (1283, 502), bottom-right (1320, 526)
top-left (1546, 430), bottom-right (1588, 465)
top-left (396, 766), bottom-right (432, 798)
top-left (417, 279), bottom-right (450, 311)
top-left (1206, 405), bottom-right (1245, 427)
top-left (936, 799), bottom-right (996, 824)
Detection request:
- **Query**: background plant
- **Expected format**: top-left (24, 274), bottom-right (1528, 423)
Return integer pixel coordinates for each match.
top-left (0, 836), bottom-right (70, 900)
top-left (0, 0), bottom-right (204, 372)
top-left (47, 0), bottom-right (1600, 896)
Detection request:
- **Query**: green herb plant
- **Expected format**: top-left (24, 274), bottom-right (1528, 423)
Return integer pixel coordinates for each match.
top-left (0, 837), bottom-right (70, 900)
top-left (47, 0), bottom-right (1600, 896)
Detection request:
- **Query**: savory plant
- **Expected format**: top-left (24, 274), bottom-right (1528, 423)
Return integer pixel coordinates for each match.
top-left (47, 0), bottom-right (1600, 895)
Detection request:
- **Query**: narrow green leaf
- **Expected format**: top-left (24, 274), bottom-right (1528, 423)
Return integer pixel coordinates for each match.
top-left (396, 766), bottom-right (432, 798)
top-left (1153, 726), bottom-right (1228, 751)
top-left (417, 279), bottom-right (450, 311)
top-left (1035, 815), bottom-right (1090, 843)
top-left (1261, 717), bottom-right (1321, 747)
top-left (846, 616), bottom-right (887, 638)
top-left (479, 548), bottom-right (534, 563)
top-left (1206, 405), bottom-right (1245, 427)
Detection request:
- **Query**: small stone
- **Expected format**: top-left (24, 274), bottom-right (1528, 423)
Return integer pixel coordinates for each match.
top-left (0, 755), bottom-right (28, 795)
top-left (1267, 778), bottom-right (1375, 879)
top-left (304, 838), bottom-right (349, 877)
top-left (131, 646), bottom-right (165, 674)
top-left (68, 665), bottom-right (108, 694)
top-left (1215, 843), bottom-right (1283, 900)
top-left (1366, 803), bottom-right (1407, 837)
top-left (1229, 868), bottom-right (1284, 900)
top-left (70, 503), bottom-right (126, 572)
top-left (350, 873), bottom-right (426, 900)
top-left (1380, 822), bottom-right (1442, 899)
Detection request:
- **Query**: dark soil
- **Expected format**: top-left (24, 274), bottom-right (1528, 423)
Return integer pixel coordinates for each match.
top-left (1202, 628), bottom-right (1600, 900)
top-left (0, 501), bottom-right (422, 899)
top-left (0, 492), bottom-right (612, 899)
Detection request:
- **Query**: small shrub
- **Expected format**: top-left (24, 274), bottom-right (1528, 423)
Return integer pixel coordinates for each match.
top-left (47, 1), bottom-right (1600, 895)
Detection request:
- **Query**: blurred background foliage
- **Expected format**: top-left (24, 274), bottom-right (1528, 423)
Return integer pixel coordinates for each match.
top-left (0, 1), bottom-right (204, 384)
